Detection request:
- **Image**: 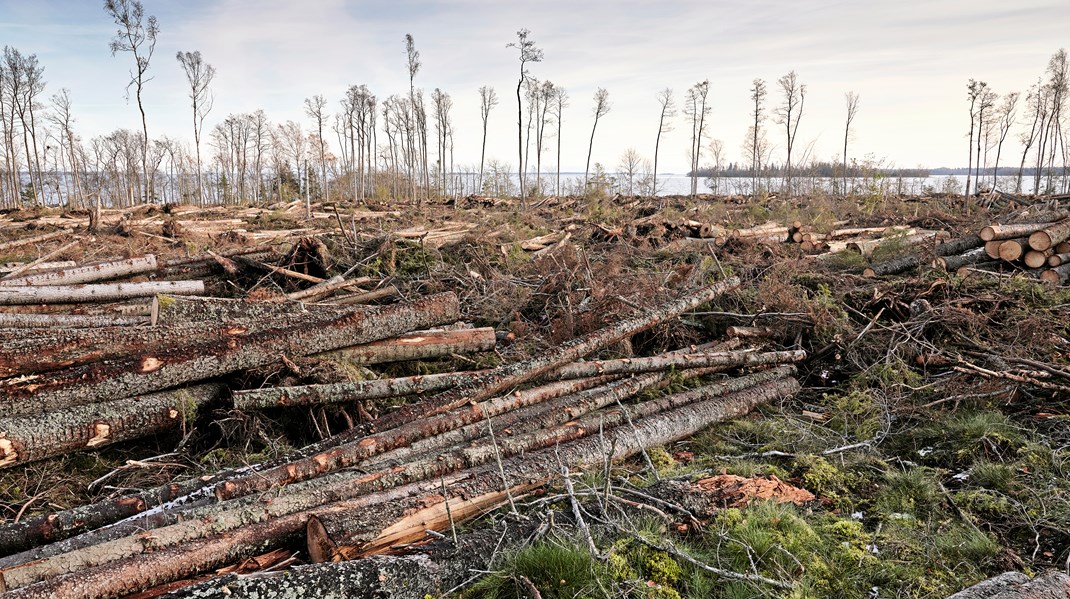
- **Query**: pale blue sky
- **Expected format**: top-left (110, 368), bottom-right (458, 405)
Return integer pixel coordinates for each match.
top-left (0, 0), bottom-right (1066, 172)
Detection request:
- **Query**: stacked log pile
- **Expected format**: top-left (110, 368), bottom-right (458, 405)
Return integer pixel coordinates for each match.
top-left (0, 236), bottom-right (805, 598)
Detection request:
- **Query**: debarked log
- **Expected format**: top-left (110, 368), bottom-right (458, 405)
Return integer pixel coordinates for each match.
top-left (0, 255), bottom-right (157, 287)
top-left (0, 374), bottom-right (799, 597)
top-left (0, 281), bottom-right (204, 305)
top-left (0, 384), bottom-right (223, 470)
top-left (0, 292), bottom-right (461, 416)
top-left (321, 327), bottom-right (497, 365)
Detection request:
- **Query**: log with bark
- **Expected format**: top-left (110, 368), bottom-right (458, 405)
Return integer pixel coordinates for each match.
top-left (0, 292), bottom-right (461, 416)
top-left (0, 281), bottom-right (204, 306)
top-left (0, 255), bottom-right (157, 287)
top-left (1028, 219), bottom-right (1070, 251)
top-left (0, 313), bottom-right (151, 329)
top-left (0, 384), bottom-right (223, 469)
top-left (945, 571), bottom-right (1070, 599)
top-left (1040, 263), bottom-right (1070, 284)
top-left (0, 373), bottom-right (799, 597)
top-left (233, 348), bottom-right (805, 409)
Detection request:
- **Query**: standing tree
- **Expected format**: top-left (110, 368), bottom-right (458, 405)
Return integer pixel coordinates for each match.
top-left (749, 79), bottom-right (767, 197)
top-left (477, 85), bottom-right (498, 193)
top-left (618, 148), bottom-right (643, 195)
top-left (304, 94), bottom-right (328, 210)
top-left (1016, 79), bottom-right (1045, 193)
top-left (583, 87), bottom-right (611, 195)
top-left (974, 84), bottom-right (996, 193)
top-left (176, 50), bottom-right (215, 206)
top-left (965, 79), bottom-right (986, 197)
top-left (507, 29), bottom-right (542, 205)
top-left (2, 47), bottom-right (46, 206)
top-left (842, 91), bottom-right (860, 196)
top-left (774, 71), bottom-right (805, 196)
top-left (47, 88), bottom-right (81, 209)
top-left (652, 88), bottom-right (675, 196)
top-left (552, 86), bottom-right (568, 197)
top-left (991, 91), bottom-right (1019, 190)
top-left (404, 34), bottom-right (429, 204)
top-left (684, 80), bottom-right (711, 197)
top-left (432, 88), bottom-right (452, 198)
top-left (104, 0), bottom-right (158, 203)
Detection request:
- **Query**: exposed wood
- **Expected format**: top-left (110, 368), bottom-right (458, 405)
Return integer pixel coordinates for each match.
top-left (0, 281), bottom-right (204, 306)
top-left (0, 385), bottom-right (222, 469)
top-left (0, 261), bottom-right (77, 274)
top-left (234, 256), bottom-right (327, 284)
top-left (321, 327), bottom-right (497, 365)
top-left (1024, 249), bottom-right (1055, 269)
top-left (0, 255), bottom-right (157, 287)
top-left (1040, 263), bottom-right (1070, 284)
top-left (998, 239), bottom-right (1029, 262)
top-left (1047, 252), bottom-right (1070, 267)
top-left (0, 292), bottom-right (461, 416)
top-left (979, 222), bottom-right (1062, 242)
top-left (285, 276), bottom-right (373, 302)
top-left (1028, 219), bottom-right (1070, 252)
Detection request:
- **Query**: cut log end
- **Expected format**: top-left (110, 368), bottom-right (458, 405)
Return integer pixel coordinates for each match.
top-left (1029, 230), bottom-right (1054, 252)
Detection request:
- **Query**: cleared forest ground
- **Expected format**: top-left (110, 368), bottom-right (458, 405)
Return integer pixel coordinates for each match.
top-left (0, 190), bottom-right (1068, 598)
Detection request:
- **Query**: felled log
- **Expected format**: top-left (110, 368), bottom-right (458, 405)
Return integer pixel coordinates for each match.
top-left (980, 222), bottom-right (1062, 242)
top-left (235, 256), bottom-right (327, 284)
top-left (284, 276), bottom-right (373, 302)
top-left (1028, 219), bottom-right (1070, 251)
top-left (1047, 252), bottom-right (1070, 267)
top-left (330, 285), bottom-right (400, 305)
top-left (0, 280), bottom-right (203, 305)
top-left (1024, 249), bottom-right (1055, 269)
top-left (0, 384), bottom-right (222, 469)
top-left (934, 247), bottom-right (988, 271)
top-left (0, 374), bottom-right (799, 597)
top-left (233, 348), bottom-right (804, 410)
top-left (0, 241), bottom-right (81, 280)
top-left (0, 313), bottom-right (151, 328)
top-left (0, 255), bottom-right (157, 287)
top-left (0, 292), bottom-right (460, 416)
top-left (1040, 263), bottom-right (1070, 284)
top-left (998, 239), bottom-right (1029, 262)
top-left (322, 327), bottom-right (497, 365)
top-left (0, 230), bottom-right (69, 252)
top-left (358, 278), bottom-right (741, 435)
top-left (0, 260), bottom-right (77, 275)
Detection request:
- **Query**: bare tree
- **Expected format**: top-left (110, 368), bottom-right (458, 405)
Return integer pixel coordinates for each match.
top-left (404, 34), bottom-right (428, 204)
top-left (552, 86), bottom-right (568, 197)
top-left (432, 88), bottom-right (453, 198)
top-left (618, 148), bottom-right (643, 195)
top-left (1017, 79), bottom-right (1045, 193)
top-left (535, 80), bottom-right (555, 194)
top-left (652, 88), bottom-right (675, 196)
top-left (707, 138), bottom-right (724, 194)
top-left (47, 88), bottom-right (81, 209)
top-left (104, 0), bottom-right (158, 203)
top-left (1036, 49), bottom-right (1068, 193)
top-left (842, 91), bottom-right (860, 196)
top-left (477, 85), bottom-right (497, 193)
top-left (507, 29), bottom-right (542, 205)
top-left (584, 87), bottom-right (611, 195)
top-left (2, 47), bottom-right (46, 206)
top-left (684, 80), bottom-right (711, 197)
top-left (774, 71), bottom-right (805, 195)
top-left (304, 94), bottom-right (328, 210)
top-left (991, 91), bottom-right (1019, 190)
top-left (965, 79), bottom-right (986, 196)
top-left (176, 50), bottom-right (214, 206)
top-left (974, 84), bottom-right (996, 193)
top-left (749, 79), bottom-right (767, 197)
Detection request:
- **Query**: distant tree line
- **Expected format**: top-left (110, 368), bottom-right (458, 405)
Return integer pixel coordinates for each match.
top-left (0, 2), bottom-right (1067, 211)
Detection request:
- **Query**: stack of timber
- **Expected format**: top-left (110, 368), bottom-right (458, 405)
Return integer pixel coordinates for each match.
top-left (0, 273), bottom-right (808, 598)
top-left (930, 212), bottom-right (1070, 282)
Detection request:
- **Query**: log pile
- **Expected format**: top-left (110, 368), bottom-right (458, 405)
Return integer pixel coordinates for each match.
top-left (0, 241), bottom-right (806, 598)
top-left (925, 213), bottom-right (1070, 282)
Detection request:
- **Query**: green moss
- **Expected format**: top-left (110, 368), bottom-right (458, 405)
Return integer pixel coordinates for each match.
top-left (825, 390), bottom-right (882, 441)
top-left (646, 446), bottom-right (677, 475)
top-left (468, 542), bottom-right (610, 599)
top-left (875, 467), bottom-right (943, 519)
top-left (797, 455), bottom-right (861, 512)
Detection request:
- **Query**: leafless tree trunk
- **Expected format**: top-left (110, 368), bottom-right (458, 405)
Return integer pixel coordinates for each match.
top-left (774, 71), bottom-right (805, 196)
top-left (508, 29), bottom-right (542, 206)
top-left (652, 88), bottom-right (675, 197)
top-left (991, 91), bottom-right (1019, 190)
top-left (965, 79), bottom-right (985, 197)
top-left (685, 81), bottom-right (712, 197)
top-left (843, 91), bottom-right (860, 197)
top-left (477, 85), bottom-right (497, 193)
top-left (974, 86), bottom-right (996, 192)
top-left (553, 86), bottom-right (568, 197)
top-left (304, 94), bottom-right (328, 206)
top-left (584, 87), bottom-right (610, 195)
top-left (105, 0), bottom-right (158, 204)
top-left (749, 79), bottom-right (767, 198)
top-left (176, 50), bottom-right (214, 206)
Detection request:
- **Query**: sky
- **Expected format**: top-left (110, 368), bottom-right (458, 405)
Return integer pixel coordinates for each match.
top-left (0, 0), bottom-right (1066, 174)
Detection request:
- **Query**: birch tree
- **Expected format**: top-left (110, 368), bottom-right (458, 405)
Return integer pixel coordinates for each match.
top-left (104, 0), bottom-right (158, 203)
top-left (684, 80), bottom-right (711, 197)
top-left (477, 85), bottom-right (497, 193)
top-left (176, 50), bottom-right (215, 206)
top-left (652, 88), bottom-right (675, 196)
top-left (749, 79), bottom-right (767, 197)
top-left (304, 94), bottom-right (328, 205)
top-left (584, 87), bottom-right (610, 195)
top-left (774, 71), bottom-right (805, 196)
top-left (991, 91), bottom-right (1018, 190)
top-left (507, 29), bottom-right (542, 205)
top-left (842, 91), bottom-right (860, 196)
